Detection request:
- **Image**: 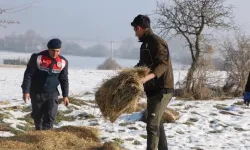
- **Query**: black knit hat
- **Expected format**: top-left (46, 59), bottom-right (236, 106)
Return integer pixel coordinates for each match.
top-left (47, 38), bottom-right (62, 49)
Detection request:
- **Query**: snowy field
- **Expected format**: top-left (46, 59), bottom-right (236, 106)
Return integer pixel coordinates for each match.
top-left (0, 51), bottom-right (138, 69)
top-left (0, 66), bottom-right (249, 150)
top-left (0, 51), bottom-right (188, 70)
top-left (0, 67), bottom-right (189, 101)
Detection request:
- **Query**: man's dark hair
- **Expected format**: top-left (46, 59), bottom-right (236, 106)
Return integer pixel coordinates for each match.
top-left (131, 14), bottom-right (150, 29)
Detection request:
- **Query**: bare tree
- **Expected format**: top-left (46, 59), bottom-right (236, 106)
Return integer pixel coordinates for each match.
top-left (0, 1), bottom-right (39, 28)
top-left (154, 0), bottom-right (234, 93)
top-left (220, 31), bottom-right (250, 96)
top-left (0, 8), bottom-right (18, 27)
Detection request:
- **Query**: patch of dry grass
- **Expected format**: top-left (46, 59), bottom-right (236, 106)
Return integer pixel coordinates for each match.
top-left (55, 110), bottom-right (75, 124)
top-left (0, 123), bottom-right (11, 131)
top-left (213, 104), bottom-right (228, 110)
top-left (59, 97), bottom-right (88, 106)
top-left (54, 126), bottom-right (100, 142)
top-left (99, 142), bottom-right (123, 150)
top-left (233, 101), bottom-right (244, 105)
top-left (2, 105), bottom-right (24, 111)
top-left (0, 101), bottom-right (10, 105)
top-left (95, 67), bottom-right (149, 122)
top-left (22, 105), bottom-right (32, 112)
top-left (0, 113), bottom-right (11, 121)
top-left (0, 126), bottom-right (123, 150)
top-left (19, 113), bottom-right (33, 124)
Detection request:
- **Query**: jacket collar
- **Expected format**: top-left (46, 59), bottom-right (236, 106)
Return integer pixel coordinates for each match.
top-left (40, 50), bottom-right (57, 60)
top-left (139, 28), bottom-right (153, 42)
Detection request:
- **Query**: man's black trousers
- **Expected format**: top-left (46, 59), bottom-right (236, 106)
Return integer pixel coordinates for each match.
top-left (30, 91), bottom-right (59, 130)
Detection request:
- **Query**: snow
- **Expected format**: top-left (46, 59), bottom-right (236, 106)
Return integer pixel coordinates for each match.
top-left (0, 67), bottom-right (225, 101)
top-left (0, 51), bottom-right (138, 69)
top-left (0, 66), bottom-right (250, 150)
top-left (3, 118), bottom-right (27, 130)
top-left (7, 110), bottom-right (30, 119)
top-left (0, 51), bottom-right (186, 69)
top-left (0, 67), bottom-right (116, 101)
top-left (0, 131), bottom-right (15, 137)
top-left (58, 104), bottom-right (69, 111)
top-left (0, 100), bottom-right (23, 109)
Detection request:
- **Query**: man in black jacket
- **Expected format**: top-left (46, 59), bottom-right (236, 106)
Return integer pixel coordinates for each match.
top-left (131, 14), bottom-right (174, 150)
top-left (21, 38), bottom-right (69, 130)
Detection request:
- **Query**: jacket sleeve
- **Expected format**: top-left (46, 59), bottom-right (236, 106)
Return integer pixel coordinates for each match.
top-left (151, 41), bottom-right (169, 78)
top-left (21, 53), bottom-right (38, 93)
top-left (58, 59), bottom-right (69, 97)
top-left (245, 72), bottom-right (250, 92)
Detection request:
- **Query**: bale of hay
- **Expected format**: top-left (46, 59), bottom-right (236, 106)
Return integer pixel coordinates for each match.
top-left (0, 140), bottom-right (32, 150)
top-left (163, 108), bottom-right (180, 123)
top-left (95, 67), bottom-right (150, 122)
top-left (0, 126), bottom-right (123, 150)
top-left (54, 126), bottom-right (100, 142)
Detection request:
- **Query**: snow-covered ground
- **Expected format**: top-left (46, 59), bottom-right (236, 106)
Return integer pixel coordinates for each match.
top-left (0, 66), bottom-right (249, 150)
top-left (0, 67), bottom-right (226, 101)
top-left (0, 51), bottom-right (138, 69)
top-left (0, 67), bottom-right (115, 100)
top-left (0, 51), bottom-right (188, 70)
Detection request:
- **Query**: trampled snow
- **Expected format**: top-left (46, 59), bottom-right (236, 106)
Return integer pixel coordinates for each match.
top-left (0, 66), bottom-right (249, 150)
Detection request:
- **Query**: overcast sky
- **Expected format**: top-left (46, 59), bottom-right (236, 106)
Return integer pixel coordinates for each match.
top-left (0, 0), bottom-right (250, 42)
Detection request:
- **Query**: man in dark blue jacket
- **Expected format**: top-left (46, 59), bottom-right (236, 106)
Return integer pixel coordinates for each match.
top-left (244, 73), bottom-right (250, 106)
top-left (21, 38), bottom-right (69, 130)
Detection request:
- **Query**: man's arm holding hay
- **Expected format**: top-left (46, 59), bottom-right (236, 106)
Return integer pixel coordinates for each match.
top-left (142, 73), bottom-right (156, 83)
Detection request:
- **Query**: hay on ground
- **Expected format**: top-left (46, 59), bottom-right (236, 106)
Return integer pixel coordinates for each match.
top-left (95, 67), bottom-right (149, 122)
top-left (54, 125), bottom-right (100, 142)
top-left (0, 126), bottom-right (122, 150)
top-left (100, 142), bottom-right (122, 150)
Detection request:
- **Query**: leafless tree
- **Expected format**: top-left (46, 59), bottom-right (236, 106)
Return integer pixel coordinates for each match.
top-left (154, 0), bottom-right (235, 93)
top-left (0, 1), bottom-right (39, 28)
top-left (220, 31), bottom-right (250, 96)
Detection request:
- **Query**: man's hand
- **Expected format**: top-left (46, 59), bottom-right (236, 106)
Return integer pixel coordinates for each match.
top-left (243, 92), bottom-right (250, 106)
top-left (63, 97), bottom-right (69, 106)
top-left (141, 73), bottom-right (156, 84)
top-left (22, 93), bottom-right (30, 103)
